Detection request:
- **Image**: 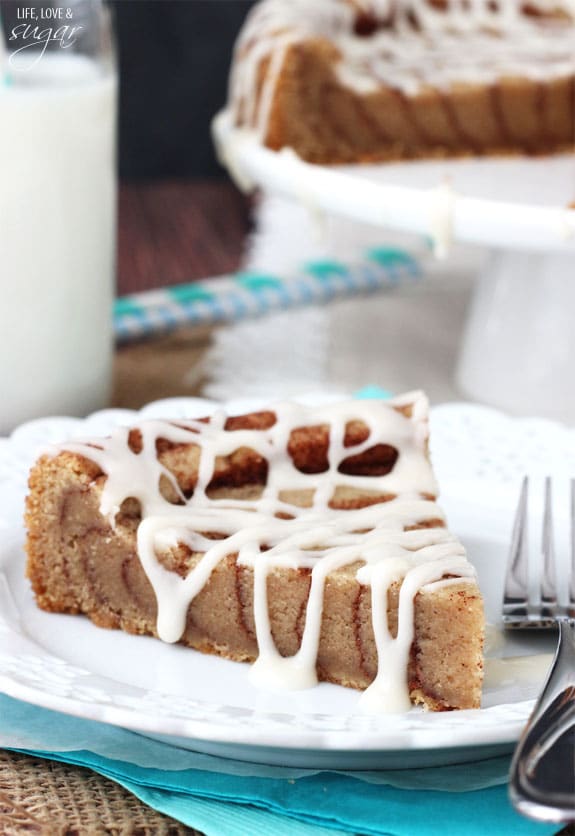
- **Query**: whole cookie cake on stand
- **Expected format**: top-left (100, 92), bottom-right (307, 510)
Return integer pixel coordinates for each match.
top-left (214, 0), bottom-right (575, 421)
top-left (228, 0), bottom-right (575, 163)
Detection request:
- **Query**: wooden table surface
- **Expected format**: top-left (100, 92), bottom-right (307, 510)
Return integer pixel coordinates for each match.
top-left (117, 179), bottom-right (250, 294)
top-left (113, 179), bottom-right (250, 409)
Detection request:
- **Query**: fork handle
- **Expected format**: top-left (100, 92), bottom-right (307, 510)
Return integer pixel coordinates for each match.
top-left (509, 618), bottom-right (575, 824)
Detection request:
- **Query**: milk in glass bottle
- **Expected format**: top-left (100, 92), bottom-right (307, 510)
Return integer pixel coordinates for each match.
top-left (0, 0), bottom-right (117, 433)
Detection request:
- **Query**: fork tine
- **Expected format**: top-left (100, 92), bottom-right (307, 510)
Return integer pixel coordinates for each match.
top-left (503, 475), bottom-right (529, 620)
top-left (569, 479), bottom-right (575, 617)
top-left (540, 477), bottom-right (557, 616)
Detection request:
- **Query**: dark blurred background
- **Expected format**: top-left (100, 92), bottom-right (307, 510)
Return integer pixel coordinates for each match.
top-left (108, 1), bottom-right (256, 288)
top-left (111, 0), bottom-right (255, 179)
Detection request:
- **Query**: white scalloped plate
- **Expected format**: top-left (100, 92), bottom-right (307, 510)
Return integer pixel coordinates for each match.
top-left (0, 396), bottom-right (573, 768)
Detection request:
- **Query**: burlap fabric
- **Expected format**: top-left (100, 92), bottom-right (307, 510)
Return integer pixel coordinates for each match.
top-left (0, 749), bottom-right (200, 835)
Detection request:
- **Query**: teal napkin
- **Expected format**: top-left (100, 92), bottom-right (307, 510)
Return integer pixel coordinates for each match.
top-left (0, 695), bottom-right (560, 836)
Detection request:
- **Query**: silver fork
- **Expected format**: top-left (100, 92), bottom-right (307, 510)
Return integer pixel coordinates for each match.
top-left (503, 476), bottom-right (575, 824)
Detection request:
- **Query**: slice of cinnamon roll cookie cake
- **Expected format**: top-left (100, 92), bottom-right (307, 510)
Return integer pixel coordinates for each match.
top-left (25, 392), bottom-right (484, 712)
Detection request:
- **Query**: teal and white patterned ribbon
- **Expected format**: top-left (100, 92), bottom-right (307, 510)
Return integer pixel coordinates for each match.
top-left (113, 247), bottom-right (420, 343)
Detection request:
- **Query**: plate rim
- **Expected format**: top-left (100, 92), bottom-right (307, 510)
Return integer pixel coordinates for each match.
top-left (0, 672), bottom-right (529, 753)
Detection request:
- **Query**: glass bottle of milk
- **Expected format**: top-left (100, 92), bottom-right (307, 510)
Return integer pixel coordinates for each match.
top-left (0, 0), bottom-right (116, 434)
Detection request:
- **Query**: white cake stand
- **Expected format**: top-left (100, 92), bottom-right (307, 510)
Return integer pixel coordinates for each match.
top-left (213, 111), bottom-right (575, 422)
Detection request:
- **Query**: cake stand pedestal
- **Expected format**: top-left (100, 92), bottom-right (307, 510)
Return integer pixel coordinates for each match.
top-left (213, 112), bottom-right (575, 422)
top-left (456, 250), bottom-right (575, 422)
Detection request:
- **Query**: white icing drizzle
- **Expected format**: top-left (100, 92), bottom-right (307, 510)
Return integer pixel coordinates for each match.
top-left (429, 179), bottom-right (455, 259)
top-left (228, 0), bottom-right (575, 140)
top-left (58, 394), bottom-right (477, 713)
